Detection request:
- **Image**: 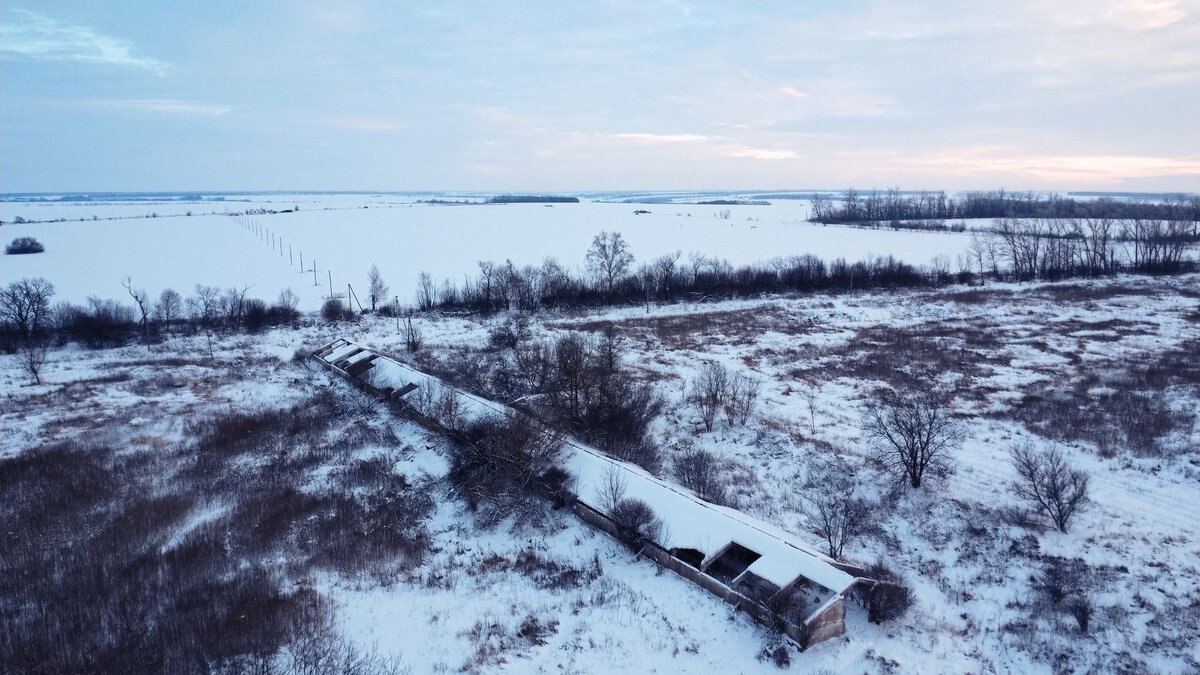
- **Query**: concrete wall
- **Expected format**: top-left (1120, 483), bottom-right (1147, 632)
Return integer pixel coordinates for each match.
top-left (803, 596), bottom-right (846, 647)
top-left (572, 501), bottom-right (846, 650)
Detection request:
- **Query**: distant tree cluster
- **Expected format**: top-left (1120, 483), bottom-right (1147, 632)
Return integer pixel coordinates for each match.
top-left (5, 236), bottom-right (45, 254)
top-left (811, 188), bottom-right (1200, 224)
top-left (415, 230), bottom-right (930, 313)
top-left (416, 216), bottom-right (1197, 313)
top-left (486, 195), bottom-right (580, 204)
top-left (0, 277), bottom-right (301, 363)
top-left (972, 217), bottom-right (1197, 278)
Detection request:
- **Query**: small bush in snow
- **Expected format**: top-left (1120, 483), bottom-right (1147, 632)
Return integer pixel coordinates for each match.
top-left (1036, 557), bottom-right (1094, 632)
top-left (689, 361), bottom-right (729, 431)
top-left (800, 461), bottom-right (875, 560)
top-left (672, 447), bottom-right (726, 504)
top-left (5, 236), bottom-right (44, 254)
top-left (864, 561), bottom-right (912, 624)
top-left (1010, 443), bottom-right (1090, 533)
top-left (609, 498), bottom-right (662, 551)
top-left (321, 297), bottom-right (354, 322)
top-left (757, 640), bottom-right (791, 668)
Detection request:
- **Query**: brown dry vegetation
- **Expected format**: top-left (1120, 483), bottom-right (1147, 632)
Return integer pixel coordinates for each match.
top-left (561, 305), bottom-right (830, 351)
top-left (1, 391), bottom-right (429, 673)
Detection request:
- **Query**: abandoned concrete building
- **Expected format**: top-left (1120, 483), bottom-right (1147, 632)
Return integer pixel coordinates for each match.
top-left (314, 338), bottom-right (867, 648)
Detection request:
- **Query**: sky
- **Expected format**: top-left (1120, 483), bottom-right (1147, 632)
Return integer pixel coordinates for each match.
top-left (2, 1), bottom-right (1199, 193)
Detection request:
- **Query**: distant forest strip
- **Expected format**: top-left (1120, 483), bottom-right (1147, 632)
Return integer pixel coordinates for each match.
top-left (411, 218), bottom-right (1197, 314)
top-left (486, 195), bottom-right (580, 204)
top-left (809, 189), bottom-right (1200, 224)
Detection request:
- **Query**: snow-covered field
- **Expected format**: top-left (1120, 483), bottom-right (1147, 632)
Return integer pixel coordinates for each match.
top-left (3, 263), bottom-right (1197, 672)
top-left (1, 194), bottom-right (973, 311)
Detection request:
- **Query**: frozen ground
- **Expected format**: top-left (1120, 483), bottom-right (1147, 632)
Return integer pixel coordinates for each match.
top-left (1, 194), bottom-right (974, 312)
top-left (2, 269), bottom-right (1196, 673)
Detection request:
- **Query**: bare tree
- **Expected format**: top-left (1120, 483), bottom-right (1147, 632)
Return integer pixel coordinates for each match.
top-left (598, 464), bottom-right (628, 512)
top-left (1010, 444), bottom-right (1090, 533)
top-left (586, 231), bottom-right (634, 302)
top-left (803, 386), bottom-right (819, 435)
top-left (0, 277), bottom-right (55, 340)
top-left (689, 362), bottom-right (729, 431)
top-left (863, 391), bottom-right (962, 488)
top-left (653, 250), bottom-right (682, 301)
top-left (366, 264), bottom-right (388, 312)
top-left (188, 284), bottom-right (221, 328)
top-left (450, 412), bottom-right (564, 526)
top-left (218, 285), bottom-right (252, 326)
top-left (800, 463), bottom-right (874, 559)
top-left (121, 277), bottom-right (151, 340)
top-left (402, 310), bottom-right (422, 352)
top-left (155, 288), bottom-right (182, 333)
top-left (276, 288), bottom-right (300, 315)
top-left (672, 447), bottom-right (726, 504)
top-left (724, 372), bottom-right (761, 426)
top-left (553, 332), bottom-right (590, 420)
top-left (415, 271), bottom-right (436, 310)
top-left (20, 340), bottom-right (48, 384)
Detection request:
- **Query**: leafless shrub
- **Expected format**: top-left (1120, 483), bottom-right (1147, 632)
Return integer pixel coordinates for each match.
top-left (604, 438), bottom-right (663, 475)
top-left (757, 639), bottom-right (792, 668)
top-left (863, 390), bottom-right (962, 489)
top-left (800, 462), bottom-right (874, 559)
top-left (1010, 444), bottom-right (1090, 533)
top-left (725, 372), bottom-right (762, 426)
top-left (517, 614), bottom-right (559, 646)
top-left (690, 361), bottom-right (729, 431)
top-left (1036, 557), bottom-right (1094, 632)
top-left (863, 561), bottom-right (912, 623)
top-left (597, 464), bottom-right (628, 512)
top-left (449, 412), bottom-right (565, 528)
top-left (609, 498), bottom-right (662, 551)
top-left (672, 447), bottom-right (726, 504)
top-left (19, 339), bottom-right (49, 384)
top-left (803, 386), bottom-right (819, 435)
top-left (403, 311), bottom-right (423, 352)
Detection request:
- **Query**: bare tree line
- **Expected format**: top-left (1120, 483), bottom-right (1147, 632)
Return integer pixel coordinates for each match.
top-left (811, 188), bottom-right (1200, 224)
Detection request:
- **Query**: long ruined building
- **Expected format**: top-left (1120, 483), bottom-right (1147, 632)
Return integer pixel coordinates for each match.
top-left (313, 338), bottom-right (877, 649)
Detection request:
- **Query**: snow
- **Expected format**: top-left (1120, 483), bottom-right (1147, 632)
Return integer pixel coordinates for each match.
top-left (566, 446), bottom-right (855, 594)
top-left (3, 216), bottom-right (1197, 673)
top-left (2, 194), bottom-right (975, 311)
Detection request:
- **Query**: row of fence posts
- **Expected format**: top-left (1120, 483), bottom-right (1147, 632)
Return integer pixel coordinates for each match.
top-left (235, 214), bottom-right (362, 306)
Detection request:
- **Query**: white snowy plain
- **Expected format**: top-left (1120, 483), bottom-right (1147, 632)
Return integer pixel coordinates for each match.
top-left (1, 195), bottom-right (973, 312)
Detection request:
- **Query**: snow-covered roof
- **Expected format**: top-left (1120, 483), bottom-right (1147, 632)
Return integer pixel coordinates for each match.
top-left (565, 444), bottom-right (855, 594)
top-left (316, 339), bottom-right (856, 595)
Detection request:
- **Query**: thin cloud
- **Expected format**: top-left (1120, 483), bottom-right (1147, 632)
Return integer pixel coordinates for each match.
top-left (319, 116), bottom-right (404, 133)
top-left (722, 146), bottom-right (798, 160)
top-left (1, 10), bottom-right (166, 74)
top-left (611, 133), bottom-right (708, 144)
top-left (88, 99), bottom-right (232, 117)
top-left (857, 147), bottom-right (1200, 184)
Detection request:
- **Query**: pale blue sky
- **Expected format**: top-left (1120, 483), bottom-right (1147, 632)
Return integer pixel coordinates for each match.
top-left (3, 1), bottom-right (1198, 192)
